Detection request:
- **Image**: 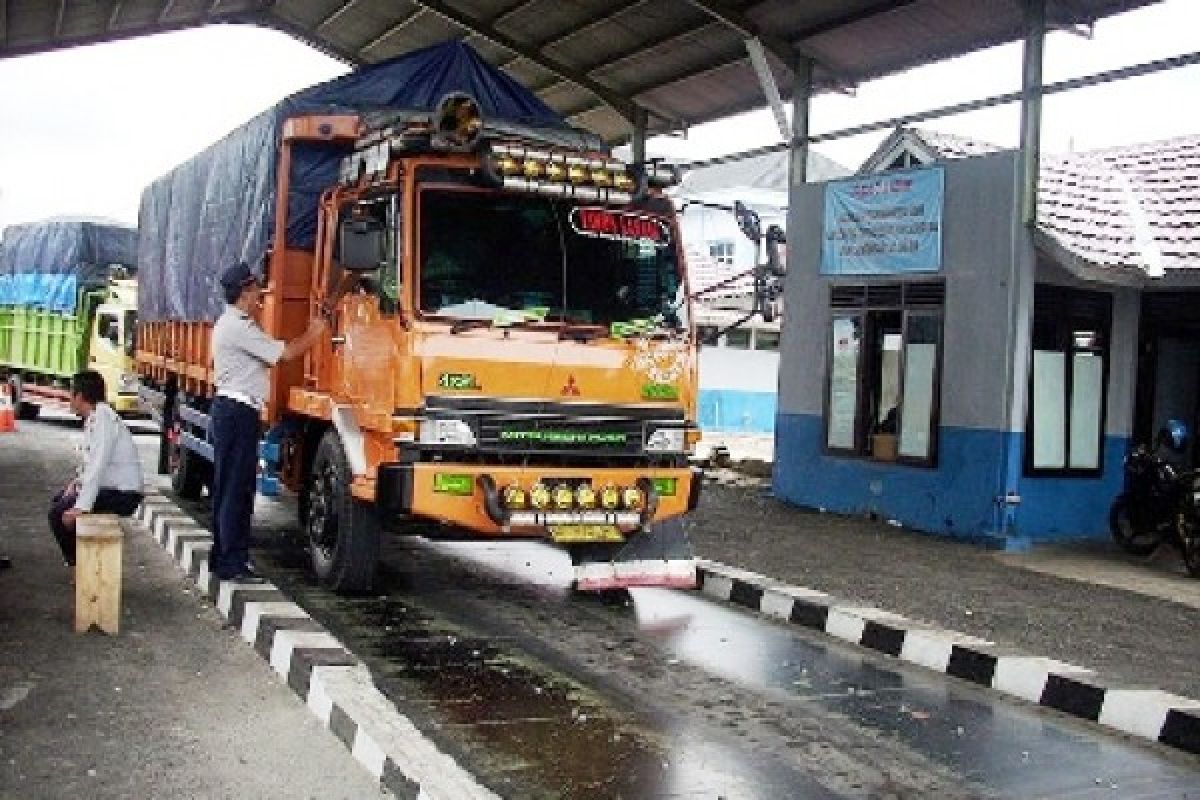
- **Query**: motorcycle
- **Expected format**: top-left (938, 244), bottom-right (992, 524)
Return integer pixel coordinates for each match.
top-left (1109, 444), bottom-right (1200, 577)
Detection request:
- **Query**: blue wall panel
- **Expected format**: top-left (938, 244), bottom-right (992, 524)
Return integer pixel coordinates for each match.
top-left (699, 389), bottom-right (776, 433)
top-left (773, 412), bottom-right (1128, 544)
top-left (1015, 436), bottom-right (1128, 540)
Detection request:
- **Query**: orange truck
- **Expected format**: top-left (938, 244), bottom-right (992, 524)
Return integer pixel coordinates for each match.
top-left (135, 43), bottom-right (702, 592)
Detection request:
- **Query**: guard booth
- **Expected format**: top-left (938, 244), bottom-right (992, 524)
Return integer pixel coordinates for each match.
top-left (773, 132), bottom-right (1200, 549)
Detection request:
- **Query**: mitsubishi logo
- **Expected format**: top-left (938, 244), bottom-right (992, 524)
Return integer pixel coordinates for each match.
top-left (561, 374), bottom-right (581, 397)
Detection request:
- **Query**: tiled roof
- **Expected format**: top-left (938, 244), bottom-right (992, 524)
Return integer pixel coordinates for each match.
top-left (909, 127), bottom-right (1005, 161)
top-left (875, 127), bottom-right (1200, 277)
top-left (1036, 134), bottom-right (1200, 275)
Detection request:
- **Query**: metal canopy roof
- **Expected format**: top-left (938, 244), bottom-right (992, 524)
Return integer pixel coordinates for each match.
top-left (0, 1), bottom-right (1159, 143)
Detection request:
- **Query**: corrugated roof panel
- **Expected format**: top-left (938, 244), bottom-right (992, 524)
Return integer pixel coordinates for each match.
top-left (0, 0), bottom-right (1164, 143)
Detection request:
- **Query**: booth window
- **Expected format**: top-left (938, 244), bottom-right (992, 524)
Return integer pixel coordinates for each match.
top-left (1027, 286), bottom-right (1111, 474)
top-left (825, 282), bottom-right (944, 465)
top-left (708, 239), bottom-right (735, 265)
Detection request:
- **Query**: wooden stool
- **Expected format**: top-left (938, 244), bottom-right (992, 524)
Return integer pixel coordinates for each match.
top-left (75, 514), bottom-right (124, 635)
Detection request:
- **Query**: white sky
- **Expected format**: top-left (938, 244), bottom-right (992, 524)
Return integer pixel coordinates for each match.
top-left (0, 0), bottom-right (1197, 233)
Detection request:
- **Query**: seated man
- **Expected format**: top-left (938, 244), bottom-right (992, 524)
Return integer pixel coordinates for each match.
top-left (47, 370), bottom-right (144, 567)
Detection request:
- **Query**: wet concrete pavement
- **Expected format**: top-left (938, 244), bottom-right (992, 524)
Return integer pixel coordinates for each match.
top-left (0, 413), bottom-right (389, 799)
top-left (6, 410), bottom-right (1199, 798)
top-left (232, 494), bottom-right (1200, 798)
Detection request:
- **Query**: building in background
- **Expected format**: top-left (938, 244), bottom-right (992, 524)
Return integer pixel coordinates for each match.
top-left (676, 150), bottom-right (847, 447)
top-left (774, 127), bottom-right (1200, 548)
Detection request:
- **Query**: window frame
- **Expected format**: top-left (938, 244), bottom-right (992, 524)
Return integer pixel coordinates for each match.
top-left (822, 281), bottom-right (945, 467)
top-left (1024, 286), bottom-right (1112, 478)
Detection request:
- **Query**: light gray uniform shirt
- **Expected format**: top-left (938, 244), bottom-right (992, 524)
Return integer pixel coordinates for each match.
top-left (212, 306), bottom-right (286, 410)
top-left (75, 402), bottom-right (143, 511)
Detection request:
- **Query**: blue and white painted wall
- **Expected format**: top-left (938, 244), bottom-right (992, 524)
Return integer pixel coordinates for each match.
top-left (695, 311), bottom-right (779, 434)
top-left (774, 153), bottom-right (1138, 548)
top-left (681, 188), bottom-right (787, 438)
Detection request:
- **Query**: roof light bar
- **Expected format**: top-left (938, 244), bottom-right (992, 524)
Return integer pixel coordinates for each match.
top-left (483, 142), bottom-right (650, 205)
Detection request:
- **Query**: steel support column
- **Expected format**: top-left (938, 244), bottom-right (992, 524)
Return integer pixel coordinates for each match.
top-left (1019, 0), bottom-right (1045, 227)
top-left (632, 107), bottom-right (648, 164)
top-left (789, 56), bottom-right (813, 189)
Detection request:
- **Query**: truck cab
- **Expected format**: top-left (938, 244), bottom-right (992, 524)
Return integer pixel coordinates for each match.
top-left (88, 278), bottom-right (139, 414)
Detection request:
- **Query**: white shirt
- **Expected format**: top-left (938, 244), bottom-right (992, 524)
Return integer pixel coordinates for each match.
top-left (212, 306), bottom-right (286, 410)
top-left (76, 402), bottom-right (143, 511)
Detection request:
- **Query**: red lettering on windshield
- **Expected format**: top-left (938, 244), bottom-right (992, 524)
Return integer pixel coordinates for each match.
top-left (573, 208), bottom-right (666, 244)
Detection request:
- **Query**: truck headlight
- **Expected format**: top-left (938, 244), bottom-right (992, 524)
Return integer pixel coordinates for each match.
top-left (645, 427), bottom-right (686, 453)
top-left (419, 418), bottom-right (477, 447)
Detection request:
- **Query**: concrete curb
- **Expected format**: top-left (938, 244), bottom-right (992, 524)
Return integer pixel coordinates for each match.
top-left (697, 560), bottom-right (1200, 756)
top-left (134, 495), bottom-right (499, 800)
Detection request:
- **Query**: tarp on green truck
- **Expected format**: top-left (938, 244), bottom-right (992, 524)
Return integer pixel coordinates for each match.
top-left (0, 218), bottom-right (137, 313)
top-left (137, 39), bottom-right (569, 323)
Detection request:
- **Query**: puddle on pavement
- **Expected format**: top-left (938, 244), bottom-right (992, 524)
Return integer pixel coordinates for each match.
top-left (202, 496), bottom-right (1200, 799)
top-left (432, 539), bottom-right (1200, 799)
top-left (250, 534), bottom-right (829, 800)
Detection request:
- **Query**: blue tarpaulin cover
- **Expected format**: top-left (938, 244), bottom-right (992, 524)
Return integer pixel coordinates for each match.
top-left (0, 218), bottom-right (137, 313)
top-left (138, 39), bottom-right (563, 322)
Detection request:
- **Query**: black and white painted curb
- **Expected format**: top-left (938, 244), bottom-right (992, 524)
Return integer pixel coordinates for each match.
top-left (698, 560), bottom-right (1200, 757)
top-left (135, 494), bottom-right (499, 800)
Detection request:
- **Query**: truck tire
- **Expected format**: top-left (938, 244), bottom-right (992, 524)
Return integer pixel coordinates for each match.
top-left (8, 376), bottom-right (39, 420)
top-left (170, 440), bottom-right (206, 500)
top-left (306, 429), bottom-right (379, 593)
top-left (168, 398), bottom-right (206, 500)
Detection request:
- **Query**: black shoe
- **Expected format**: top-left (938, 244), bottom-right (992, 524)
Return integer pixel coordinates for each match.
top-left (0, 556), bottom-right (11, 570)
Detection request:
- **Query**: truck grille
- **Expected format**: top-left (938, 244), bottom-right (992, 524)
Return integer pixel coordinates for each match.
top-left (422, 397), bottom-right (684, 457)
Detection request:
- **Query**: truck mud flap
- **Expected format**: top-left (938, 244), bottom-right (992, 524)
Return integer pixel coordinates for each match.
top-left (573, 518), bottom-right (697, 591)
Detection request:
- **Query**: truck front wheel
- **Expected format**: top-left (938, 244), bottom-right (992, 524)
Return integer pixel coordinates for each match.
top-left (168, 398), bottom-right (207, 500)
top-left (306, 429), bottom-right (379, 593)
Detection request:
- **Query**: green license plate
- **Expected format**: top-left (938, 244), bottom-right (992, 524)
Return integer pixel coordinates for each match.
top-left (548, 524), bottom-right (624, 543)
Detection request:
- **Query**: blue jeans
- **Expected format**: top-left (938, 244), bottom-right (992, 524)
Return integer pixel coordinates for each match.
top-left (209, 396), bottom-right (260, 579)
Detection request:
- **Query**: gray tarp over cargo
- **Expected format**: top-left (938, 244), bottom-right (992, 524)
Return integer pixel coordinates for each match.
top-left (0, 217), bottom-right (136, 313)
top-left (136, 39), bottom-right (568, 323)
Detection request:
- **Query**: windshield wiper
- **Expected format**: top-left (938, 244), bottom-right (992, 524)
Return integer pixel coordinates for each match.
top-left (449, 318), bottom-right (493, 334)
top-left (558, 324), bottom-right (605, 343)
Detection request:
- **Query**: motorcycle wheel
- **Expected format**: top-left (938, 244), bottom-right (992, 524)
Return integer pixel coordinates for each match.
top-left (1109, 495), bottom-right (1162, 556)
top-left (1177, 513), bottom-right (1200, 579)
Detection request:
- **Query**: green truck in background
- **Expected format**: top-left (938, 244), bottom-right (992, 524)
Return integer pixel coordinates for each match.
top-left (0, 218), bottom-right (139, 418)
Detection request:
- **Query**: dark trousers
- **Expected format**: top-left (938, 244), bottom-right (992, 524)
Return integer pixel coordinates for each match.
top-left (48, 488), bottom-right (143, 566)
top-left (210, 396), bottom-right (261, 579)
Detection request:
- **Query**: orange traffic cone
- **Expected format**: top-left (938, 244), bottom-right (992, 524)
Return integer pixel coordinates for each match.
top-left (0, 385), bottom-right (16, 433)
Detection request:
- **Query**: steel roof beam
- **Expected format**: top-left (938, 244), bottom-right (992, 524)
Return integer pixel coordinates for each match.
top-left (556, 1), bottom-right (931, 124)
top-left (361, 8), bottom-right (425, 55)
top-left (489, 0), bottom-right (543, 28)
top-left (682, 0), bottom-right (794, 67)
top-left (410, 0), bottom-right (647, 124)
top-left (792, 0), bottom-right (918, 41)
top-left (495, 0), bottom-right (651, 72)
top-left (258, 9), bottom-right (364, 66)
top-left (316, 0), bottom-right (361, 32)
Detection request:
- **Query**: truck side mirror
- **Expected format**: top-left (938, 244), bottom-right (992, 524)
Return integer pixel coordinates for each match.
top-left (338, 216), bottom-right (385, 272)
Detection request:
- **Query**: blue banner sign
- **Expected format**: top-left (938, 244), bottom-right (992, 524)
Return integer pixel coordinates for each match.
top-left (821, 167), bottom-right (944, 275)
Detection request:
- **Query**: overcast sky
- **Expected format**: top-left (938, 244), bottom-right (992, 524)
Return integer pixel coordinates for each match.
top-left (0, 0), bottom-right (1196, 233)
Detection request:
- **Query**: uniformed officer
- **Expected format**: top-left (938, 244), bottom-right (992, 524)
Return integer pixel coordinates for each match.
top-left (210, 261), bottom-right (325, 581)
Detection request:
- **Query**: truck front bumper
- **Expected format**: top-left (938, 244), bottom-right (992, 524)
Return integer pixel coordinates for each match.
top-left (376, 463), bottom-right (702, 536)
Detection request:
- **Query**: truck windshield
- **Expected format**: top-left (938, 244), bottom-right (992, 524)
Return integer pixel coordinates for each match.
top-left (419, 189), bottom-right (683, 331)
